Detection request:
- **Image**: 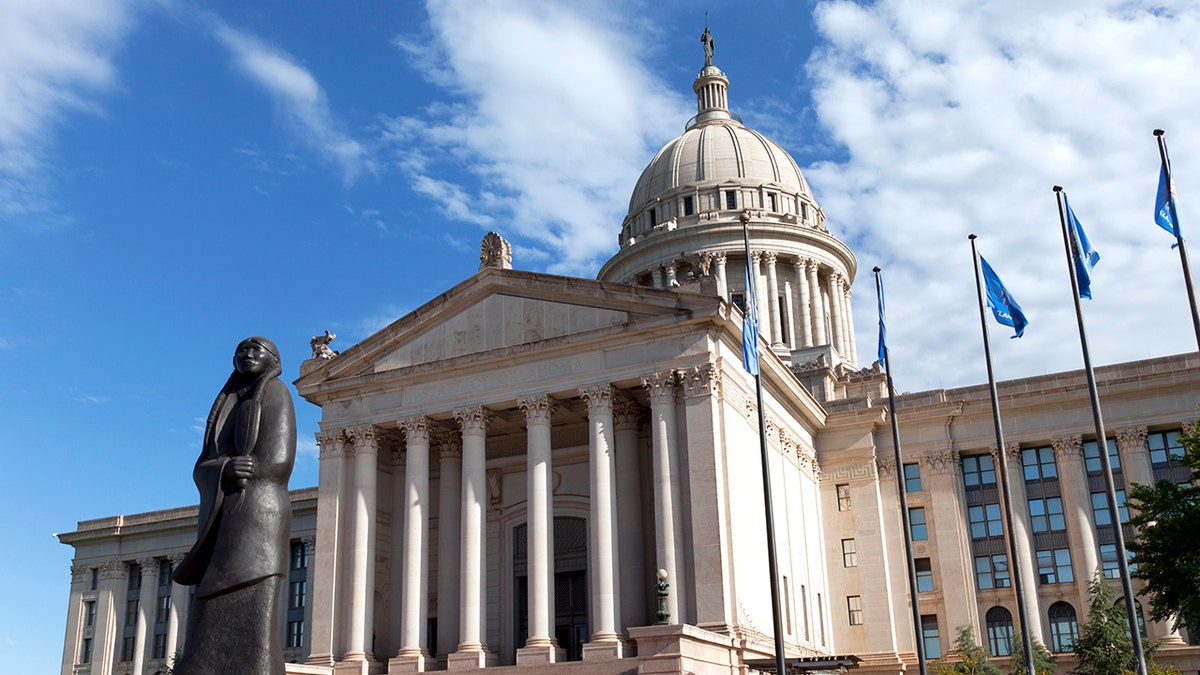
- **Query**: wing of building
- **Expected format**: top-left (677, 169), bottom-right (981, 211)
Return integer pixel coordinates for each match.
top-left (56, 36), bottom-right (1200, 675)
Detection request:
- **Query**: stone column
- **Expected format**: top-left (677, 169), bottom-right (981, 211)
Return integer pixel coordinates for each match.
top-left (579, 384), bottom-right (626, 658)
top-left (449, 406), bottom-right (491, 669)
top-left (516, 395), bottom-right (560, 664)
top-left (753, 253), bottom-right (770, 343)
top-left (664, 263), bottom-right (678, 287)
top-left (132, 558), bottom-right (157, 674)
top-left (61, 565), bottom-right (89, 674)
top-left (92, 559), bottom-right (123, 675)
top-left (794, 259), bottom-right (813, 348)
top-left (808, 263), bottom-right (827, 347)
top-left (1051, 435), bottom-right (1099, 610)
top-left (1002, 445), bottom-right (1043, 643)
top-left (827, 272), bottom-right (845, 359)
top-left (765, 252), bottom-right (784, 348)
top-left (643, 372), bottom-right (686, 623)
top-left (613, 398), bottom-right (646, 631)
top-left (713, 252), bottom-right (728, 300)
top-left (395, 416), bottom-right (432, 669)
top-left (651, 267), bottom-right (663, 289)
top-left (309, 430), bottom-right (345, 666)
top-left (784, 280), bottom-right (797, 349)
top-left (435, 435), bottom-right (463, 657)
top-left (842, 277), bottom-right (858, 367)
top-left (344, 425), bottom-right (381, 664)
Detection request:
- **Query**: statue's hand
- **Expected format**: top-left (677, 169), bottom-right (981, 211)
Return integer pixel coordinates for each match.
top-left (224, 456), bottom-right (255, 489)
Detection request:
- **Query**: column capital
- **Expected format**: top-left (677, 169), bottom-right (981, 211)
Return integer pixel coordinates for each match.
top-left (301, 535), bottom-right (316, 552)
top-left (517, 394), bottom-right (557, 425)
top-left (750, 250), bottom-right (762, 264)
top-left (876, 456), bottom-right (897, 480)
top-left (679, 362), bottom-right (722, 399)
top-left (70, 563), bottom-right (91, 584)
top-left (1051, 434), bottom-right (1084, 460)
top-left (1004, 442), bottom-right (1023, 469)
top-left (136, 557), bottom-right (159, 575)
top-left (397, 415), bottom-right (432, 443)
top-left (100, 559), bottom-right (125, 580)
top-left (1115, 425), bottom-right (1149, 454)
top-left (641, 371), bottom-right (678, 403)
top-left (453, 405), bottom-right (490, 433)
top-left (921, 449), bottom-right (960, 475)
top-left (345, 425), bottom-right (380, 455)
top-left (713, 250), bottom-right (727, 264)
top-left (792, 257), bottom-right (807, 272)
top-left (435, 432), bottom-right (463, 460)
top-left (167, 552), bottom-right (187, 566)
top-left (578, 384), bottom-right (615, 413)
top-left (613, 398), bottom-right (643, 431)
top-left (315, 429), bottom-right (345, 459)
top-left (763, 251), bottom-right (778, 264)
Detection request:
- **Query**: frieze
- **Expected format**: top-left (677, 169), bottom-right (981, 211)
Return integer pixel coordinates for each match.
top-left (517, 394), bottom-right (556, 425)
top-left (922, 450), bottom-right (960, 475)
top-left (1051, 434), bottom-right (1083, 459)
top-left (679, 361), bottom-right (723, 399)
top-left (1115, 426), bottom-right (1148, 454)
top-left (578, 384), bottom-right (615, 412)
top-left (641, 372), bottom-right (677, 403)
top-left (820, 460), bottom-right (877, 483)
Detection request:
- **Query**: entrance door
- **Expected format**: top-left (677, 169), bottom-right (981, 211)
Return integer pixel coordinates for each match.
top-left (512, 516), bottom-right (589, 661)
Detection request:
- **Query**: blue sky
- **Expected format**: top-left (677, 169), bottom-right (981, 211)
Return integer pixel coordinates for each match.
top-left (3, 1), bottom-right (1200, 671)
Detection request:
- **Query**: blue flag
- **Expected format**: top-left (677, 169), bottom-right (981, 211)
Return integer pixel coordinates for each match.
top-left (876, 275), bottom-right (887, 367)
top-left (742, 261), bottom-right (760, 376)
top-left (1064, 194), bottom-right (1100, 299)
top-left (1156, 158), bottom-right (1181, 240)
top-left (980, 256), bottom-right (1029, 338)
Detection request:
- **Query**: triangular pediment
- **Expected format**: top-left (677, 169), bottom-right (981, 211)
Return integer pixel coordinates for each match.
top-left (296, 267), bottom-right (722, 387)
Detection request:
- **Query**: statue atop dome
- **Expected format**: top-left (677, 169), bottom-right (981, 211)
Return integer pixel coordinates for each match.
top-left (701, 25), bottom-right (715, 67)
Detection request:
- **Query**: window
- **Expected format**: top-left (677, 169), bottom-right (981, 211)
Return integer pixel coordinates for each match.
top-left (649, 208), bottom-right (657, 227)
top-left (766, 193), bottom-right (777, 212)
top-left (725, 191), bottom-right (738, 210)
top-left (842, 539), bottom-right (857, 568)
top-left (801, 202), bottom-right (809, 220)
top-left (968, 503), bottom-right (1003, 539)
top-left (1148, 430), bottom-right (1185, 466)
top-left (975, 554), bottom-right (1011, 590)
top-left (287, 620), bottom-right (305, 648)
top-left (817, 592), bottom-right (826, 646)
top-left (962, 454), bottom-right (996, 488)
top-left (157, 560), bottom-right (172, 587)
top-left (986, 606), bottom-right (1014, 656)
top-left (85, 600), bottom-right (96, 627)
top-left (90, 568), bottom-right (98, 591)
top-left (904, 463), bottom-right (922, 492)
top-left (121, 635), bottom-right (136, 662)
top-left (291, 541), bottom-right (308, 570)
top-left (80, 637), bottom-right (92, 665)
top-left (1116, 598), bottom-right (1148, 639)
top-left (1100, 544), bottom-right (1137, 579)
top-left (1028, 497), bottom-right (1066, 533)
top-left (915, 558), bottom-right (934, 592)
top-left (1048, 602), bottom-right (1078, 653)
top-left (1023, 446), bottom-right (1058, 482)
top-left (156, 595), bottom-right (170, 623)
top-left (837, 484), bottom-right (852, 511)
top-left (1037, 548), bottom-right (1074, 584)
top-left (1091, 490), bottom-right (1129, 527)
top-left (848, 596), bottom-right (864, 625)
top-left (783, 576), bottom-right (792, 634)
top-left (922, 615), bottom-right (942, 659)
top-left (1084, 438), bottom-right (1120, 473)
top-left (683, 195), bottom-right (694, 216)
top-left (125, 598), bottom-right (139, 627)
top-left (153, 633), bottom-right (168, 659)
top-left (909, 507), bottom-right (927, 540)
top-left (289, 580), bottom-right (307, 609)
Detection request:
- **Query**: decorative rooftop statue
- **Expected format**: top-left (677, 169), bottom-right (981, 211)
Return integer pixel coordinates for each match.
top-left (172, 336), bottom-right (296, 675)
top-left (701, 25), bottom-right (715, 66)
top-left (479, 231), bottom-right (513, 270)
top-left (310, 329), bottom-right (338, 359)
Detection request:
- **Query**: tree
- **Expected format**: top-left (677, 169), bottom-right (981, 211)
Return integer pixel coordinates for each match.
top-left (1072, 569), bottom-right (1159, 675)
top-left (1008, 632), bottom-right (1054, 675)
top-left (1127, 423), bottom-right (1200, 634)
top-left (930, 625), bottom-right (1004, 675)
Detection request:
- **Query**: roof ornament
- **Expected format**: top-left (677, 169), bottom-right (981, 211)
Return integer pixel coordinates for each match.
top-left (701, 18), bottom-right (715, 67)
top-left (479, 231), bottom-right (513, 271)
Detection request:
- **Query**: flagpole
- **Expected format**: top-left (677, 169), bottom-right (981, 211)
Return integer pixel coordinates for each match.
top-left (968, 235), bottom-right (1037, 675)
top-left (1153, 129), bottom-right (1200, 350)
top-left (872, 267), bottom-right (928, 675)
top-left (1053, 187), bottom-right (1147, 675)
top-left (742, 212), bottom-right (788, 675)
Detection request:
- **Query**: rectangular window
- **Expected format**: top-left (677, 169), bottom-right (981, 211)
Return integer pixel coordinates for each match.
top-left (156, 595), bottom-right (170, 624)
top-left (818, 593), bottom-right (825, 646)
top-left (1091, 490), bottom-right (1129, 527)
top-left (904, 463), bottom-right (922, 492)
top-left (1100, 544), bottom-right (1137, 579)
top-left (287, 620), bottom-right (305, 648)
top-left (1023, 446), bottom-right (1058, 482)
top-left (290, 580), bottom-right (307, 609)
top-left (291, 541), bottom-right (308, 570)
top-left (767, 193), bottom-right (777, 212)
top-left (683, 195), bottom-right (694, 216)
top-left (85, 600), bottom-right (96, 627)
top-left (121, 636), bottom-right (136, 662)
top-left (801, 584), bottom-right (810, 641)
top-left (725, 190), bottom-right (738, 210)
top-left (848, 596), bottom-right (864, 625)
top-left (836, 484), bottom-right (852, 511)
top-left (157, 560), bottom-right (172, 588)
top-left (916, 557), bottom-right (934, 592)
top-left (801, 202), bottom-right (809, 220)
top-left (649, 208), bottom-right (657, 227)
top-left (153, 632), bottom-right (168, 659)
top-left (968, 503), bottom-right (1003, 539)
top-left (90, 568), bottom-right (98, 591)
top-left (80, 637), bottom-right (92, 665)
top-left (975, 554), bottom-right (1011, 590)
top-left (1084, 438), bottom-right (1121, 473)
top-left (842, 538), bottom-right (858, 568)
top-left (128, 563), bottom-right (141, 591)
top-left (1148, 430), bottom-right (1185, 466)
top-left (783, 576), bottom-right (792, 635)
top-left (125, 598), bottom-right (139, 627)
top-left (909, 507), bottom-right (928, 541)
top-left (922, 615), bottom-right (942, 659)
top-left (1028, 497), bottom-right (1067, 533)
top-left (1037, 548), bottom-right (1074, 584)
top-left (962, 454), bottom-right (997, 488)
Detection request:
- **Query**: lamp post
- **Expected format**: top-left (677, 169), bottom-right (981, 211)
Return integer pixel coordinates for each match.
top-left (655, 569), bottom-right (670, 625)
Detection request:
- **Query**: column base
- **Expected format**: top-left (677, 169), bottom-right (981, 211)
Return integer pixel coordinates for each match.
top-left (446, 645), bottom-right (497, 671)
top-left (515, 638), bottom-right (566, 665)
top-left (388, 649), bottom-right (430, 673)
top-left (581, 633), bottom-right (631, 661)
top-left (307, 653), bottom-right (336, 667)
top-left (333, 656), bottom-right (383, 675)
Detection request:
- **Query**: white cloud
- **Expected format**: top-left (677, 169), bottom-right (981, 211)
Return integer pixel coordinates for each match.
top-left (805, 0), bottom-right (1200, 391)
top-left (385, 0), bottom-right (692, 275)
top-left (0, 0), bottom-right (140, 225)
top-left (212, 21), bottom-right (374, 185)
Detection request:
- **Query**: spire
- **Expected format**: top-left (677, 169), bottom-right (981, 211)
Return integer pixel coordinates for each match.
top-left (689, 26), bottom-right (732, 129)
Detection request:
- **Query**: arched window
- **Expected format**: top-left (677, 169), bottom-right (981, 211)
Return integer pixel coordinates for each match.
top-left (1048, 602), bottom-right (1078, 653)
top-left (986, 606), bottom-right (1014, 656)
top-left (1114, 598), bottom-right (1148, 639)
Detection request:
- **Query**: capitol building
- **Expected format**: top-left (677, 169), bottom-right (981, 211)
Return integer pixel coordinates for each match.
top-left (56, 37), bottom-right (1200, 675)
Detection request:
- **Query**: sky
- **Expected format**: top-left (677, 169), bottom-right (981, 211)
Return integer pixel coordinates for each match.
top-left (3, 0), bottom-right (1199, 671)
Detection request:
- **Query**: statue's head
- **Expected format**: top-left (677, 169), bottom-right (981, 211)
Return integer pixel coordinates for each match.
top-left (234, 336), bottom-right (281, 377)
